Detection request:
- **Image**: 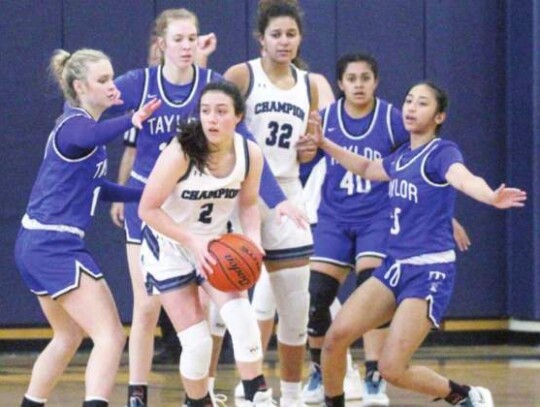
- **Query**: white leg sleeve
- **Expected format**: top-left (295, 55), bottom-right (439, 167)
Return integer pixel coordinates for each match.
top-left (208, 300), bottom-right (227, 337)
top-left (329, 297), bottom-right (342, 319)
top-left (269, 266), bottom-right (310, 346)
top-left (177, 321), bottom-right (212, 380)
top-left (251, 266), bottom-right (277, 321)
top-left (220, 298), bottom-right (263, 362)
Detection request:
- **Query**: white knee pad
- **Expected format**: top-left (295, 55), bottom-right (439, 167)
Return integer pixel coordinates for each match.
top-left (177, 321), bottom-right (212, 380)
top-left (329, 297), bottom-right (342, 319)
top-left (269, 266), bottom-right (310, 346)
top-left (251, 266), bottom-right (277, 321)
top-left (220, 298), bottom-right (263, 362)
top-left (208, 301), bottom-right (227, 337)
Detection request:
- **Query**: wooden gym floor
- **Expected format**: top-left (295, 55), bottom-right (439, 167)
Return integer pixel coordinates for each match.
top-left (2, 345), bottom-right (540, 406)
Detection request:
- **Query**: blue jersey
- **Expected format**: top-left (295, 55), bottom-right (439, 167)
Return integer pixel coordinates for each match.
top-left (25, 105), bottom-right (108, 232)
top-left (114, 65), bottom-right (219, 180)
top-left (382, 138), bottom-right (464, 259)
top-left (318, 98), bottom-right (408, 222)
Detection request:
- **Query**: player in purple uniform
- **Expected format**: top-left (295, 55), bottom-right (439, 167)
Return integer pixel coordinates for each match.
top-left (304, 81), bottom-right (525, 407)
top-left (302, 53), bottom-right (408, 406)
top-left (14, 48), bottom-right (159, 407)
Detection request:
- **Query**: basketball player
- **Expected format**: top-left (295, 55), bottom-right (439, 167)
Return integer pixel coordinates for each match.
top-left (300, 53), bottom-right (473, 407)
top-left (138, 81), bottom-right (274, 407)
top-left (109, 20), bottom-right (217, 368)
top-left (224, 1), bottom-right (319, 405)
top-left (107, 9), bottom-right (303, 407)
top-left (13, 48), bottom-right (160, 407)
top-left (305, 81), bottom-right (525, 407)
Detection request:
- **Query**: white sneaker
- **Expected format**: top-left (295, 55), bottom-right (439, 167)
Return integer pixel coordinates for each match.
top-left (344, 363), bottom-right (363, 400)
top-left (235, 381), bottom-right (245, 399)
top-left (460, 387), bottom-right (494, 407)
top-left (362, 371), bottom-right (389, 406)
top-left (301, 364), bottom-right (324, 404)
top-left (237, 389), bottom-right (277, 406)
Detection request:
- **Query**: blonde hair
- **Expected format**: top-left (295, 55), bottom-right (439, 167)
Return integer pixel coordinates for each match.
top-left (154, 8), bottom-right (199, 38)
top-left (49, 48), bottom-right (110, 105)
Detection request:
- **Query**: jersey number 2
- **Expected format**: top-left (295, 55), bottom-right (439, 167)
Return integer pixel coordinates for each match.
top-left (198, 203), bottom-right (214, 224)
top-left (266, 121), bottom-right (292, 148)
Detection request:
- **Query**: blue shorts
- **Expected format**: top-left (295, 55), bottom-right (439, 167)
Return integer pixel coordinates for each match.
top-left (14, 228), bottom-right (102, 299)
top-left (373, 256), bottom-right (456, 328)
top-left (311, 215), bottom-right (389, 267)
top-left (124, 176), bottom-right (145, 244)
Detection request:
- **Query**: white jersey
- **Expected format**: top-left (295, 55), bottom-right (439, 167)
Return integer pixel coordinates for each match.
top-left (244, 58), bottom-right (310, 181)
top-left (159, 133), bottom-right (249, 238)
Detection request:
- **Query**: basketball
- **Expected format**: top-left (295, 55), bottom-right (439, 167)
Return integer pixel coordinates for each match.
top-left (207, 233), bottom-right (263, 292)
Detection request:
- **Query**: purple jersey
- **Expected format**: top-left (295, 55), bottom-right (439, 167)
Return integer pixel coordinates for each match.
top-left (25, 105), bottom-right (108, 232)
top-left (114, 65), bottom-right (218, 180)
top-left (318, 98), bottom-right (408, 222)
top-left (382, 138), bottom-right (464, 259)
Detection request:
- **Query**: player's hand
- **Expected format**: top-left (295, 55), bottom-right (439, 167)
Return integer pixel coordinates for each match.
top-left (198, 33), bottom-right (217, 58)
top-left (491, 184), bottom-right (527, 209)
top-left (304, 110), bottom-right (324, 147)
top-left (274, 199), bottom-right (309, 230)
top-left (185, 234), bottom-right (217, 278)
top-left (110, 202), bottom-right (124, 228)
top-left (452, 218), bottom-right (471, 252)
top-left (132, 98), bottom-right (162, 129)
top-left (296, 135), bottom-right (318, 163)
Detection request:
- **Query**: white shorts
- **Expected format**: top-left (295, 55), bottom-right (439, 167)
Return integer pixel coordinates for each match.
top-left (140, 227), bottom-right (203, 295)
top-left (260, 178), bottom-right (313, 261)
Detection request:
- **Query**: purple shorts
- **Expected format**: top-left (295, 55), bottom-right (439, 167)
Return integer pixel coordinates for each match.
top-left (14, 228), bottom-right (103, 299)
top-left (373, 256), bottom-right (456, 328)
top-left (124, 176), bottom-right (145, 244)
top-left (311, 215), bottom-right (389, 267)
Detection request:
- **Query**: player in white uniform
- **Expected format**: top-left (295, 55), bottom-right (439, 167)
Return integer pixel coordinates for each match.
top-left (139, 81), bottom-right (274, 407)
top-left (225, 1), bottom-right (319, 405)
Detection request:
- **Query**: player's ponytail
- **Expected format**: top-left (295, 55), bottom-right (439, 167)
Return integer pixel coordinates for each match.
top-left (176, 120), bottom-right (209, 173)
top-left (49, 48), bottom-right (110, 106)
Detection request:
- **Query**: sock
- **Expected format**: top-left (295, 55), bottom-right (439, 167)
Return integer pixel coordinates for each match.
top-left (442, 380), bottom-right (471, 405)
top-left (185, 393), bottom-right (213, 406)
top-left (242, 374), bottom-right (268, 401)
top-left (280, 381), bottom-right (301, 401)
top-left (21, 395), bottom-right (46, 407)
top-left (128, 384), bottom-right (147, 405)
top-left (365, 360), bottom-right (379, 379)
top-left (310, 347), bottom-right (322, 370)
top-left (208, 377), bottom-right (215, 393)
top-left (324, 393), bottom-right (345, 407)
top-left (82, 399), bottom-right (108, 407)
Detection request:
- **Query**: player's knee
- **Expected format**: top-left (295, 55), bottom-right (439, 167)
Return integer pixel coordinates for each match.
top-left (270, 267), bottom-right (310, 346)
top-left (52, 329), bottom-right (84, 354)
top-left (308, 271), bottom-right (340, 337)
top-left (377, 356), bottom-right (406, 386)
top-left (277, 289), bottom-right (310, 345)
top-left (178, 321), bottom-right (212, 380)
top-left (252, 270), bottom-right (277, 321)
top-left (220, 298), bottom-right (263, 362)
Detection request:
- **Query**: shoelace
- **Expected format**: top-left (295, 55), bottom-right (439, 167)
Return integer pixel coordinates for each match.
top-left (212, 393), bottom-right (228, 407)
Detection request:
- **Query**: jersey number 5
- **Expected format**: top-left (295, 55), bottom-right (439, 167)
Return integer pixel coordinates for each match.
top-left (198, 203), bottom-right (214, 224)
top-left (390, 207), bottom-right (402, 235)
top-left (266, 121), bottom-right (292, 148)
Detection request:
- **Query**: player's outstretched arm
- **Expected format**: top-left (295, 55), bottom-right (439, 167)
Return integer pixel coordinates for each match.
top-left (445, 163), bottom-right (527, 209)
top-left (303, 111), bottom-right (389, 181)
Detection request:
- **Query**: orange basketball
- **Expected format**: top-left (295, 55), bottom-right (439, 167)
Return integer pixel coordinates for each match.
top-left (207, 233), bottom-right (263, 292)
